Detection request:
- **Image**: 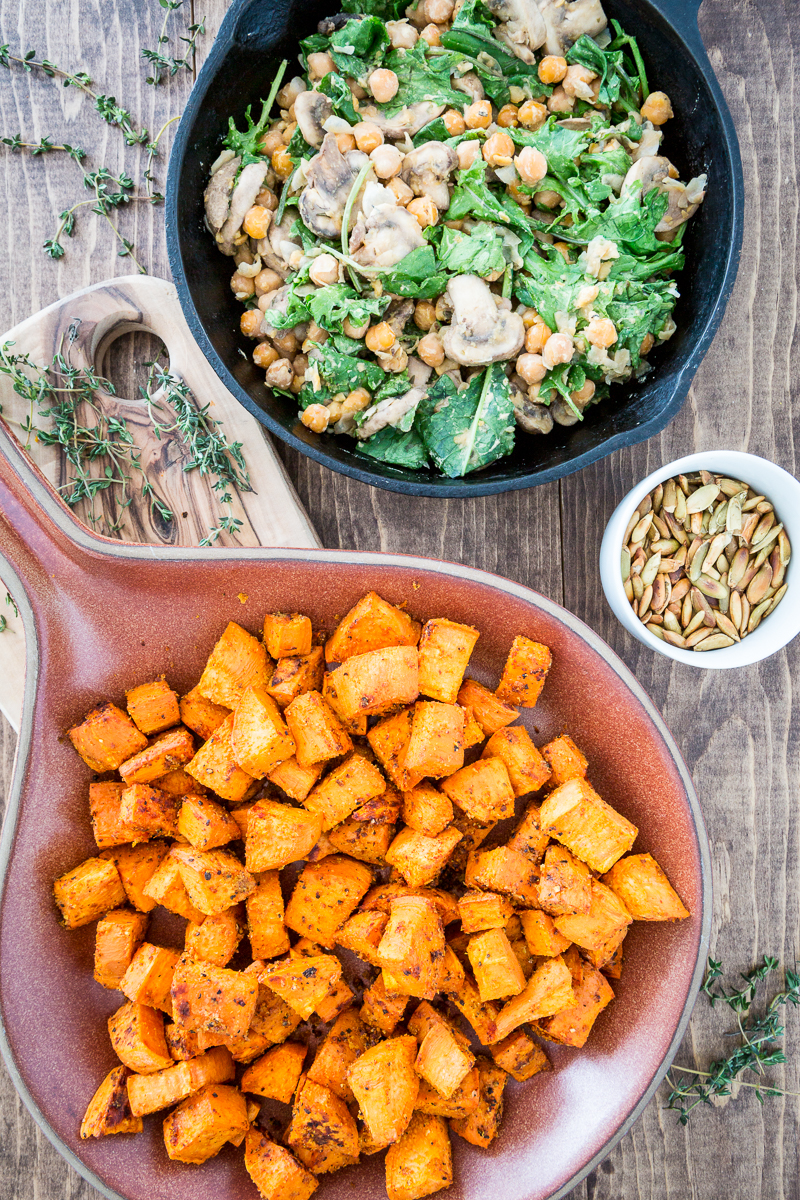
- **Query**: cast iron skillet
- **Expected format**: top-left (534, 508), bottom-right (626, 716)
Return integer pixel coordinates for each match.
top-left (166, 0), bottom-right (744, 497)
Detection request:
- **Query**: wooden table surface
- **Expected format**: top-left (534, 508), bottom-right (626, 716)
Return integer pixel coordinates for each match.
top-left (0, 0), bottom-right (798, 1197)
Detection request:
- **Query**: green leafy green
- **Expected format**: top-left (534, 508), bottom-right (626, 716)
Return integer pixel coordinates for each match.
top-left (265, 279), bottom-right (389, 335)
top-left (449, 0), bottom-right (496, 37)
top-left (329, 17), bottom-right (389, 82)
top-left (318, 71), bottom-right (360, 125)
top-left (412, 116), bottom-right (452, 147)
top-left (378, 246), bottom-right (449, 299)
top-left (556, 185), bottom-right (670, 255)
top-left (380, 42), bottom-right (465, 114)
top-left (374, 371), bottom-right (412, 402)
top-left (608, 19), bottom-right (650, 100)
top-left (508, 119), bottom-right (591, 184)
top-left (223, 60), bottom-right (288, 166)
top-left (448, 157), bottom-right (531, 241)
top-left (515, 252), bottom-right (586, 332)
top-left (538, 362), bottom-right (586, 417)
top-left (285, 124), bottom-right (314, 168)
top-left (342, 0), bottom-right (407, 19)
top-left (299, 34), bottom-right (330, 71)
top-left (415, 366), bottom-right (515, 477)
top-left (435, 222), bottom-right (512, 276)
top-left (356, 425), bottom-right (430, 470)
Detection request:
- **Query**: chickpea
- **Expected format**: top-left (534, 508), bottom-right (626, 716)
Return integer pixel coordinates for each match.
top-left (335, 131), bottom-right (356, 154)
top-left (242, 204), bottom-right (272, 240)
top-left (562, 65), bottom-right (597, 100)
top-left (571, 379), bottom-right (596, 404)
top-left (305, 321), bottom-right (328, 346)
top-left (307, 51), bottom-right (335, 81)
top-left (271, 146), bottom-right (293, 179)
top-left (414, 300), bottom-right (437, 331)
top-left (259, 128), bottom-right (284, 156)
top-left (497, 104), bottom-right (520, 128)
top-left (527, 383), bottom-right (541, 402)
top-left (240, 309), bottom-right (263, 339)
top-left (370, 143), bottom-right (403, 180)
top-left (542, 331), bottom-right (574, 369)
top-left (230, 271), bottom-right (255, 300)
top-left (349, 78), bottom-right (367, 101)
top-left (521, 308), bottom-right (541, 328)
top-left (507, 180), bottom-right (531, 207)
top-left (301, 403), bottom-right (330, 433)
top-left (483, 130), bottom-right (515, 168)
top-left (309, 253), bottom-right (340, 287)
top-left (514, 146), bottom-right (548, 187)
top-left (515, 353), bottom-right (546, 386)
top-left (509, 85), bottom-right (526, 104)
top-left (354, 122), bottom-right (384, 154)
top-left (365, 322), bottom-right (396, 353)
top-left (641, 90), bottom-right (674, 125)
top-left (464, 99), bottom-right (492, 130)
top-left (444, 218), bottom-right (464, 229)
top-left (293, 354), bottom-right (309, 377)
top-left (282, 121), bottom-right (298, 144)
top-left (290, 374), bottom-right (305, 394)
top-left (388, 176), bottom-right (414, 205)
top-left (456, 139), bottom-right (482, 171)
top-left (343, 315), bottom-right (370, 339)
top-left (386, 19), bottom-right (418, 49)
top-left (276, 76), bottom-right (306, 110)
top-left (253, 343), bottom-right (279, 369)
top-left (407, 195), bottom-right (438, 228)
top-left (552, 241), bottom-right (572, 263)
top-left (443, 108), bottom-right (467, 137)
top-left (258, 293), bottom-right (276, 313)
top-left (342, 387), bottom-right (372, 416)
top-left (327, 400), bottom-right (344, 422)
top-left (264, 357), bottom-right (294, 390)
top-left (382, 345), bottom-right (409, 373)
top-left (548, 85), bottom-right (574, 113)
top-left (640, 332), bottom-right (655, 356)
top-left (525, 320), bottom-right (549, 354)
top-left (538, 55), bottom-right (567, 85)
top-left (255, 186), bottom-right (278, 211)
top-left (368, 68), bottom-right (399, 104)
top-left (407, 0), bottom-right (430, 28)
top-left (534, 188), bottom-right (561, 209)
top-left (234, 245), bottom-right (254, 267)
top-left (518, 99), bottom-right (548, 130)
top-left (417, 332), bottom-right (445, 368)
top-left (420, 23), bottom-right (442, 47)
top-left (273, 330), bottom-right (298, 358)
top-left (584, 317), bottom-right (617, 348)
top-left (425, 0), bottom-right (453, 20)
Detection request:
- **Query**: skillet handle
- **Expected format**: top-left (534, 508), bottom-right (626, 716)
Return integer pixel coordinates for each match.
top-left (211, 0), bottom-right (295, 54)
top-left (634, 0), bottom-right (706, 59)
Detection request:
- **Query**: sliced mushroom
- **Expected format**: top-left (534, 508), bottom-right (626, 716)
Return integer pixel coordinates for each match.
top-left (622, 155), bottom-right (704, 239)
top-left (356, 386), bottom-right (427, 440)
top-left (294, 90), bottom-right (333, 149)
top-left (513, 393), bottom-right (555, 434)
top-left (484, 0), bottom-right (547, 64)
top-left (537, 0), bottom-right (608, 56)
top-left (216, 161), bottom-right (269, 255)
top-left (400, 142), bottom-right (458, 212)
top-left (407, 356), bottom-right (433, 389)
top-left (441, 275), bottom-right (525, 367)
top-left (452, 72), bottom-right (485, 102)
top-left (256, 214), bottom-right (303, 279)
top-left (317, 11), bottom-right (364, 34)
top-left (350, 203), bottom-right (426, 269)
top-left (359, 101), bottom-right (445, 140)
top-left (204, 155), bottom-right (241, 239)
top-left (630, 123), bottom-right (663, 161)
top-left (299, 133), bottom-right (366, 239)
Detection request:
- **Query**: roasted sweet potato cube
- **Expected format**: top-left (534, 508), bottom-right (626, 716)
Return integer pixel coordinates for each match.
top-left (171, 955), bottom-right (259, 1038)
top-left (335, 909), bottom-right (388, 966)
top-left (268, 756), bottom-right (325, 801)
top-left (119, 726), bottom-right (196, 786)
top-left (376, 895), bottom-right (445, 1000)
top-left (197, 621), bottom-right (271, 709)
top-left (305, 752), bottom-right (386, 831)
top-left (440, 757), bottom-right (515, 824)
top-left (326, 591), bottom-right (421, 664)
top-left (360, 974), bottom-right (411, 1035)
top-left (460, 706), bottom-right (485, 750)
top-left (247, 870), bottom-right (291, 960)
top-left (450, 1058), bottom-right (507, 1148)
top-left (231, 685), bottom-right (296, 776)
top-left (537, 952), bottom-right (614, 1047)
top-left (332, 646), bottom-right (419, 721)
top-left (307, 1008), bottom-right (366, 1102)
top-left (128, 1060), bottom-right (193, 1116)
top-left (322, 671), bottom-right (368, 736)
top-left (402, 702), bottom-right (465, 780)
top-left (284, 856), bottom-right (373, 946)
top-left (385, 826), bottom-right (463, 889)
top-left (482, 727), bottom-right (550, 797)
top-left (101, 841), bottom-right (170, 912)
top-left (241, 1041), bottom-right (307, 1102)
top-left (163, 1082), bottom-right (248, 1164)
top-left (245, 1132), bottom-right (319, 1200)
top-left (264, 612), bottom-right (313, 660)
top-left (553, 879), bottom-right (632, 952)
top-left (458, 891), bottom-right (513, 934)
top-left (156, 768), bottom-right (208, 797)
top-left (602, 852), bottom-right (690, 920)
top-left (519, 909), bottom-right (571, 957)
top-left (351, 778), bottom-right (402, 822)
top-left (118, 783), bottom-right (179, 841)
top-left (284, 691), bottom-right (353, 768)
top-left (142, 852), bottom-right (205, 923)
top-left (177, 794), bottom-right (240, 850)
top-left (246, 973), bottom-right (303, 1044)
top-left (109, 1001), bottom-right (173, 1073)
top-left (465, 846), bottom-right (539, 907)
top-left (259, 955), bottom-right (342, 1020)
top-left (491, 956), bottom-right (575, 1042)
top-left (440, 948), bottom-right (499, 1045)
top-left (328, 819), bottom-right (394, 865)
top-left (186, 713), bottom-right (258, 803)
top-left (94, 908), bottom-right (149, 989)
top-left (537, 845), bottom-right (592, 916)
top-left (415, 1068), bottom-right (480, 1118)
top-left (403, 783), bottom-right (454, 838)
top-left (490, 1028), bottom-right (550, 1080)
top-left (185, 908), bottom-right (245, 968)
top-left (415, 1022), bottom-right (474, 1099)
top-left (69, 701), bottom-right (148, 773)
top-left (496, 637), bottom-right (551, 708)
top-left (385, 1112), bottom-right (452, 1200)
top-left (120, 942), bottom-right (180, 1012)
top-left (126, 679), bottom-right (180, 736)
top-left (348, 1035), bottom-right (419, 1145)
top-left (171, 845), bottom-right (255, 916)
top-left (80, 1065), bottom-right (143, 1138)
top-left (540, 778), bottom-right (638, 874)
top-left (541, 734), bottom-right (588, 787)
top-left (166, 1023), bottom-right (202, 1060)
top-left (245, 798), bottom-right (322, 874)
top-left (407, 1001), bottom-right (468, 1050)
top-left (89, 781), bottom-right (136, 850)
top-left (584, 928), bottom-right (627, 975)
top-left (456, 680), bottom-right (518, 736)
top-left (315, 976), bottom-right (355, 1024)
top-left (180, 686), bottom-right (231, 741)
top-left (287, 1077), bottom-right (360, 1174)
top-left (417, 618), bottom-right (480, 705)
top-left (54, 856), bottom-right (126, 929)
top-left (267, 648), bottom-right (326, 710)
top-left (360, 883), bottom-right (460, 927)
top-left (506, 801), bottom-right (549, 864)
top-left (467, 928), bottom-right (527, 1002)
top-left (368, 708), bottom-right (424, 792)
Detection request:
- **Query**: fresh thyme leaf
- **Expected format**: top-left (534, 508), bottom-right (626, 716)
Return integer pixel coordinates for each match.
top-left (142, 0), bottom-right (205, 86)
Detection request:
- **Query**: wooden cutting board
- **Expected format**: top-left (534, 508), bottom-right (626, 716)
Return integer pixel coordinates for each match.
top-left (0, 274), bottom-right (319, 731)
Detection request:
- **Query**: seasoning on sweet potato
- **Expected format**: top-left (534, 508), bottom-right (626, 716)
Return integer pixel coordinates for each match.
top-left (464, 846), bottom-right (539, 907)
top-left (245, 1131), bottom-right (319, 1200)
top-left (316, 976), bottom-right (356, 1025)
top-left (440, 947), bottom-right (499, 1046)
top-left (177, 793), bottom-right (240, 850)
top-left (450, 1057), bottom-right (508, 1148)
top-left (401, 702), bottom-right (464, 780)
top-left (287, 1077), bottom-right (360, 1174)
top-left (456, 679), bottom-right (518, 736)
top-left (415, 1021), bottom-right (475, 1100)
top-left (128, 1045), bottom-right (235, 1116)
top-left (285, 691), bottom-right (353, 768)
top-left (179, 686), bottom-right (231, 741)
top-left (185, 907), bottom-right (245, 968)
top-left (541, 734), bottom-right (588, 787)
top-left (171, 954), bottom-right (259, 1038)
top-left (119, 726), bottom-right (196, 786)
top-left (80, 1065), bottom-right (143, 1138)
top-left (586, 931), bottom-right (626, 976)
top-left (489, 1028), bottom-right (550, 1081)
top-left (332, 646), bottom-right (420, 722)
top-left (491, 956), bottom-right (575, 1042)
top-left (519, 909), bottom-right (571, 958)
top-left (540, 778), bottom-right (638, 874)
top-left (267, 647), bottom-right (326, 710)
top-left (186, 713), bottom-right (258, 803)
top-left (415, 1067), bottom-right (480, 1118)
top-left (482, 727), bottom-right (551, 798)
top-left (165, 1023), bottom-right (202, 1061)
top-left (385, 1111), bottom-right (453, 1200)
top-left (100, 840), bottom-right (170, 912)
top-left (506, 801), bottom-right (549, 864)
top-left (89, 781), bottom-right (136, 849)
top-left (536, 949), bottom-right (615, 1048)
top-left (467, 928), bottom-right (527, 1002)
top-left (241, 1041), bottom-right (307, 1102)
top-left (360, 972), bottom-right (411, 1035)
top-left (53, 855), bottom-right (126, 929)
top-left (307, 1007), bottom-right (367, 1102)
top-left (284, 855), bottom-right (373, 947)
top-left (305, 752), bottom-right (386, 831)
top-left (120, 942), bottom-right (181, 1013)
top-left (458, 891), bottom-right (514, 934)
top-left (402, 783), bottom-right (454, 838)
top-left (360, 883), bottom-right (460, 928)
top-left (384, 826), bottom-right (463, 889)
top-left (171, 845), bottom-right (255, 915)
top-left (69, 701), bottom-right (149, 773)
top-left (94, 908), bottom-right (149, 990)
top-left (268, 755), bottom-right (326, 801)
top-left (142, 851), bottom-right (205, 924)
top-left (156, 768), bottom-right (208, 797)
top-left (108, 1001), bottom-right (173, 1073)
top-left (367, 708), bottom-right (424, 792)
top-left (348, 1035), bottom-right (419, 1146)
top-left (496, 637), bottom-right (552, 708)
top-left (325, 592), bottom-right (421, 664)
top-left (126, 679), bottom-right (180, 736)
top-left (440, 757), bottom-right (515, 824)
top-left (417, 618), bottom-right (480, 704)
top-left (244, 798), bottom-right (322, 874)
top-left (118, 782), bottom-right (179, 841)
top-left (231, 685), bottom-right (296, 778)
top-left (247, 973), bottom-right (304, 1045)
top-left (535, 844), bottom-right (592, 917)
top-left (602, 852), bottom-right (690, 921)
top-left (321, 670), bottom-right (368, 736)
top-left (407, 1001), bottom-right (468, 1050)
top-left (264, 612), bottom-right (314, 660)
top-left (163, 1082), bottom-right (248, 1164)
top-left (376, 895), bottom-right (445, 1000)
top-left (197, 621), bottom-right (272, 709)
top-left (247, 870), bottom-right (291, 960)
top-left (553, 879), bottom-right (632, 953)
top-left (328, 818), bottom-right (394, 865)
top-left (259, 954), bottom-right (343, 1020)
top-left (335, 908), bottom-right (389, 966)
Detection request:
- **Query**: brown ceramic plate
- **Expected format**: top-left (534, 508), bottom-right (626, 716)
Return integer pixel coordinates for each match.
top-left (0, 424), bottom-right (711, 1200)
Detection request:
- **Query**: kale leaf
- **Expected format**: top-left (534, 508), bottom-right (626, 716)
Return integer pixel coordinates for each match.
top-left (329, 16), bottom-right (389, 82)
top-left (380, 42), bottom-right (465, 114)
top-left (514, 252), bottom-right (586, 332)
top-left (448, 157), bottom-right (531, 241)
top-left (435, 221), bottom-right (513, 276)
top-left (378, 246), bottom-right (449, 299)
top-left (300, 341), bottom-right (387, 407)
top-left (415, 366), bottom-right (515, 477)
top-left (318, 71), bottom-right (360, 125)
top-left (508, 119), bottom-right (591, 184)
top-left (342, 0), bottom-right (408, 19)
top-left (356, 425), bottom-right (431, 470)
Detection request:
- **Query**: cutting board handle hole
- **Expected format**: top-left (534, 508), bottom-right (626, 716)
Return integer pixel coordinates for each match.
top-left (96, 328), bottom-right (170, 406)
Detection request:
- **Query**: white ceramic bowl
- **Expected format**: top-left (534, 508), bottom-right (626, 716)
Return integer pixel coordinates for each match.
top-left (600, 451), bottom-right (800, 669)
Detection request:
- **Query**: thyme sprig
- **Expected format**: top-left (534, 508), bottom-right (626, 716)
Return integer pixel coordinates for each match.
top-left (0, 593), bottom-right (18, 634)
top-left (142, 0), bottom-right (206, 86)
top-left (665, 956), bottom-right (800, 1124)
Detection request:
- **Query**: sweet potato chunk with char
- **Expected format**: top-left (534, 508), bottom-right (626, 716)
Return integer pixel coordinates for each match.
top-left (305, 752), bottom-right (386, 831)
top-left (491, 955), bottom-right (575, 1042)
top-left (180, 686), bottom-right (231, 741)
top-left (89, 781), bottom-right (136, 850)
top-left (259, 955), bottom-right (342, 1020)
top-left (248, 870), bottom-right (291, 960)
top-left (241, 1041), bottom-right (307, 1102)
top-left (417, 617), bottom-right (480, 704)
top-left (245, 1132), bottom-right (319, 1200)
top-left (264, 612), bottom-right (313, 660)
top-left (507, 801), bottom-right (549, 864)
top-left (267, 648), bottom-right (326, 710)
top-left (246, 975), bottom-right (303, 1045)
top-left (165, 1023), bottom-right (202, 1060)
top-left (119, 726), bottom-right (196, 786)
top-left (519, 909), bottom-right (571, 957)
top-left (287, 1077), bottom-right (360, 1174)
top-left (376, 895), bottom-right (445, 1000)
top-left (415, 1068), bottom-right (480, 1118)
top-left (197, 621), bottom-right (271, 709)
top-left (119, 783), bottom-right (180, 840)
top-left (94, 908), bottom-right (149, 990)
top-left (245, 799), bottom-right (323, 873)
top-left (326, 591), bottom-right (421, 663)
top-left (360, 974), bottom-right (411, 1035)
top-left (142, 852), bottom-right (205, 923)
top-left (80, 1065), bottom-right (143, 1138)
top-left (440, 757), bottom-right (515, 824)
top-left (284, 856), bottom-right (373, 947)
top-left (541, 734), bottom-right (588, 787)
top-left (186, 713), bottom-right (257, 803)
top-left (121, 943), bottom-right (181, 1012)
top-left (456, 680), bottom-right (518, 736)
top-left (171, 845), bottom-right (255, 915)
top-left (536, 951), bottom-right (614, 1047)
top-left (368, 708), bottom-right (424, 792)
top-left (307, 1008), bottom-right (367, 1102)
top-left (185, 908), bottom-right (245, 967)
top-left (69, 701), bottom-right (148, 773)
top-left (54, 856), bottom-right (126, 929)
top-left (415, 1022), bottom-right (474, 1099)
top-left (360, 883), bottom-right (460, 927)
top-left (465, 846), bottom-right (539, 907)
top-left (540, 778), bottom-right (638, 874)
top-left (496, 636), bottom-right (552, 708)
top-left (348, 1035), bottom-right (419, 1146)
top-left (602, 852), bottom-right (690, 920)
top-left (458, 891), bottom-right (513, 934)
top-left (315, 976), bottom-right (355, 1024)
top-left (178, 793), bottom-right (240, 850)
top-left (126, 679), bottom-right (180, 736)
top-left (268, 756), bottom-right (325, 801)
top-left (335, 908), bottom-right (388, 966)
top-left (322, 670), bottom-right (368, 735)
top-left (109, 1001), bottom-right (173, 1073)
top-left (537, 845), bottom-right (592, 916)
top-left (440, 947), bottom-right (499, 1045)
top-left (402, 702), bottom-right (465, 780)
top-left (553, 879), bottom-right (632, 952)
top-left (156, 768), bottom-right (207, 797)
top-left (163, 1082), bottom-right (248, 1164)
top-left (385, 826), bottom-right (463, 888)
top-left (171, 955), bottom-right (259, 1038)
top-left (232, 685), bottom-right (296, 776)
top-left (482, 727), bottom-right (550, 797)
top-left (385, 1112), bottom-right (453, 1200)
top-left (332, 646), bottom-right (420, 721)
top-left (101, 841), bottom-right (170, 912)
top-left (467, 928), bottom-right (526, 1002)
top-left (450, 1058), bottom-right (508, 1148)
top-left (285, 691), bottom-right (353, 767)
top-left (403, 783), bottom-right (453, 838)
top-left (128, 1046), bottom-right (235, 1116)
top-left (490, 1028), bottom-right (550, 1080)
top-left (328, 818), bottom-right (394, 865)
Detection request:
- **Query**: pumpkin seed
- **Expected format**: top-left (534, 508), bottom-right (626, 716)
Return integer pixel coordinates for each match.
top-left (706, 532), bottom-right (732, 567)
top-left (683, 610), bottom-right (707, 637)
top-left (770, 547), bottom-right (786, 590)
top-left (708, 500), bottom-right (729, 534)
top-left (756, 500), bottom-right (773, 514)
top-left (685, 626), bottom-right (715, 648)
top-left (652, 575), bottom-right (670, 613)
top-left (649, 625), bottom-right (666, 641)
top-left (671, 577), bottom-right (691, 604)
top-left (742, 494), bottom-right (765, 512)
top-left (739, 512), bottom-right (759, 543)
top-left (624, 578), bottom-right (634, 602)
top-left (639, 492), bottom-right (652, 516)
top-left (652, 513), bottom-right (671, 539)
top-left (662, 629), bottom-right (686, 648)
top-left (647, 612), bottom-right (664, 625)
top-left (747, 597), bottom-right (773, 634)
top-left (714, 611), bottom-right (741, 642)
top-left (665, 511), bottom-right (688, 544)
top-left (650, 538), bottom-right (679, 555)
top-left (746, 563), bottom-right (773, 605)
top-left (689, 542), bottom-right (710, 582)
top-left (694, 633), bottom-right (735, 651)
top-left (691, 586), bottom-right (716, 627)
top-left (696, 574), bottom-right (730, 604)
top-left (739, 595), bottom-right (751, 634)
top-left (685, 483), bottom-right (720, 514)
top-left (751, 512), bottom-right (775, 546)
top-left (652, 482), bottom-right (664, 513)
top-left (677, 474), bottom-right (691, 495)
top-left (623, 509), bottom-right (640, 545)
top-left (681, 593), bottom-right (693, 628)
top-left (674, 488), bottom-right (687, 523)
top-left (662, 478), bottom-right (677, 512)
top-left (718, 478), bottom-right (748, 497)
top-left (641, 553), bottom-right (662, 586)
top-left (621, 548), bottom-right (631, 582)
top-left (639, 584), bottom-right (653, 618)
top-left (766, 583), bottom-right (788, 615)
top-left (631, 513), bottom-right (654, 543)
top-left (778, 529), bottom-right (791, 564)
top-left (728, 546), bottom-right (750, 589)
top-left (632, 574), bottom-right (644, 601)
top-left (729, 590), bottom-right (743, 631)
top-left (663, 610), bottom-right (682, 635)
top-left (751, 522), bottom-right (782, 557)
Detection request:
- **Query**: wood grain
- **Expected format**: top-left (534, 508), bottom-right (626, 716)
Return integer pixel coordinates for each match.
top-left (0, 0), bottom-right (798, 1198)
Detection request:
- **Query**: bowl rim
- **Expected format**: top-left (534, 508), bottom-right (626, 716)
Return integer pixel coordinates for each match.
top-left (599, 450), bottom-right (800, 668)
